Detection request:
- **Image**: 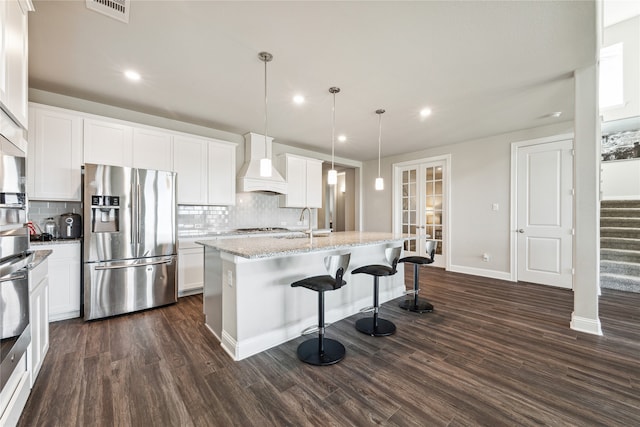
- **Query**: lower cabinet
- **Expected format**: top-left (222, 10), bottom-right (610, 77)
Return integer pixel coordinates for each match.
top-left (0, 354), bottom-right (30, 427)
top-left (178, 239), bottom-right (204, 296)
top-left (35, 242), bottom-right (81, 321)
top-left (28, 258), bottom-right (49, 386)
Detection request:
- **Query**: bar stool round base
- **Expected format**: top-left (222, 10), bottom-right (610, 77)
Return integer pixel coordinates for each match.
top-left (355, 317), bottom-right (396, 336)
top-left (296, 338), bottom-right (345, 366)
top-left (399, 298), bottom-right (434, 313)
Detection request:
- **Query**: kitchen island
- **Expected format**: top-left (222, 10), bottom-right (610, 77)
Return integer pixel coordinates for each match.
top-left (197, 231), bottom-right (411, 361)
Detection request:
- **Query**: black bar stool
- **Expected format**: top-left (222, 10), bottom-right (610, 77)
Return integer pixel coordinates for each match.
top-left (291, 253), bottom-right (351, 366)
top-left (399, 240), bottom-right (437, 313)
top-left (352, 246), bottom-right (402, 337)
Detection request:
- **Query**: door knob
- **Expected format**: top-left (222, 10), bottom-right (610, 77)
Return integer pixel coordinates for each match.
top-left (518, 229), bottom-right (525, 233)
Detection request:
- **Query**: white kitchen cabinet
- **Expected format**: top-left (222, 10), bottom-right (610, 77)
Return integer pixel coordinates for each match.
top-left (83, 118), bottom-right (133, 167)
top-left (0, 354), bottom-right (29, 427)
top-left (85, 118), bottom-right (174, 171)
top-left (173, 135), bottom-right (208, 204)
top-left (27, 104), bottom-right (83, 201)
top-left (28, 257), bottom-right (49, 386)
top-left (132, 127), bottom-right (173, 171)
top-left (173, 135), bottom-right (236, 205)
top-left (36, 242), bottom-right (81, 321)
top-left (207, 139), bottom-right (236, 205)
top-left (0, 0), bottom-right (31, 131)
top-left (278, 154), bottom-right (322, 208)
top-left (178, 239), bottom-right (204, 296)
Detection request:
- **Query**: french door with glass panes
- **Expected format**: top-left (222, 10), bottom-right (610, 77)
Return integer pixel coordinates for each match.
top-left (396, 160), bottom-right (446, 268)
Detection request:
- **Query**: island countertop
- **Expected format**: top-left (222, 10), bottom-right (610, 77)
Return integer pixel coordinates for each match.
top-left (197, 231), bottom-right (411, 259)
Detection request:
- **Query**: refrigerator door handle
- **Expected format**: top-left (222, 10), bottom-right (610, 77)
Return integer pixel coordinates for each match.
top-left (136, 183), bottom-right (141, 246)
top-left (94, 257), bottom-right (174, 271)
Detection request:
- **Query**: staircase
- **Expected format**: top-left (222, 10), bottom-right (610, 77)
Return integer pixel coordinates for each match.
top-left (600, 200), bottom-right (640, 293)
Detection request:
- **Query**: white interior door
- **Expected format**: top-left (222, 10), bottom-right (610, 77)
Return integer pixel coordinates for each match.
top-left (396, 161), bottom-right (446, 268)
top-left (516, 139), bottom-right (573, 288)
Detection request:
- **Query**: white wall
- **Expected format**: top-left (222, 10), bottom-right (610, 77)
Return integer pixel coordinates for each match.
top-left (362, 121), bottom-right (574, 277)
top-left (602, 16), bottom-right (640, 122)
top-left (601, 158), bottom-right (640, 199)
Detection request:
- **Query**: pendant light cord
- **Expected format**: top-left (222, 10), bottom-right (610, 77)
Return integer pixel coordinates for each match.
top-left (331, 92), bottom-right (336, 170)
top-left (264, 57), bottom-right (268, 158)
top-left (377, 112), bottom-right (382, 177)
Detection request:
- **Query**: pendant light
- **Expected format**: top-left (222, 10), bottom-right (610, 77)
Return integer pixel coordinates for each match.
top-left (375, 109), bottom-right (385, 191)
top-left (327, 87), bottom-right (340, 185)
top-left (258, 51), bottom-right (273, 178)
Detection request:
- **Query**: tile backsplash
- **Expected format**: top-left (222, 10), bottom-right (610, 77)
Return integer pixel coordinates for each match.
top-left (178, 192), bottom-right (316, 237)
top-left (28, 193), bottom-right (316, 237)
top-left (28, 201), bottom-right (82, 232)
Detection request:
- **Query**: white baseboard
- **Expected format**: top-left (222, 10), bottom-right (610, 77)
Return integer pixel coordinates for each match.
top-left (178, 287), bottom-right (203, 297)
top-left (220, 330), bottom-right (238, 360)
top-left (448, 264), bottom-right (513, 281)
top-left (570, 313), bottom-right (602, 335)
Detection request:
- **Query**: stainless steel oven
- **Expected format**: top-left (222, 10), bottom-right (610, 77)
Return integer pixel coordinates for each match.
top-left (0, 151), bottom-right (30, 391)
top-left (0, 244), bottom-right (31, 390)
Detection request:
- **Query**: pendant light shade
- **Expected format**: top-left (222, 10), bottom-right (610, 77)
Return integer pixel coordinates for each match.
top-left (327, 169), bottom-right (338, 185)
top-left (328, 87), bottom-right (340, 185)
top-left (259, 51), bottom-right (273, 178)
top-left (375, 109), bottom-right (385, 191)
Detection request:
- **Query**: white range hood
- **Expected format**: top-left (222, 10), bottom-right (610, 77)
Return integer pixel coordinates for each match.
top-left (237, 132), bottom-right (287, 194)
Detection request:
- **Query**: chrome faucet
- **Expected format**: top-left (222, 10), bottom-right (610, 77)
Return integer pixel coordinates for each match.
top-left (299, 207), bottom-right (313, 237)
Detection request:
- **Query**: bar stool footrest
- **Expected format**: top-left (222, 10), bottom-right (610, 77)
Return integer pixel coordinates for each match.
top-left (301, 323), bottom-right (332, 336)
top-left (355, 317), bottom-right (396, 337)
top-left (359, 306), bottom-right (375, 313)
top-left (297, 338), bottom-right (345, 366)
top-left (399, 298), bottom-right (434, 313)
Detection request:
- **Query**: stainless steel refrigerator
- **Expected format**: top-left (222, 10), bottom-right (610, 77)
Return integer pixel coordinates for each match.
top-left (83, 163), bottom-right (177, 320)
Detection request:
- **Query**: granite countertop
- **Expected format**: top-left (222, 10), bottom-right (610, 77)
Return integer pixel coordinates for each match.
top-left (28, 249), bottom-right (53, 269)
top-left (30, 238), bottom-right (82, 246)
top-left (179, 227), bottom-right (309, 241)
top-left (197, 231), bottom-right (411, 259)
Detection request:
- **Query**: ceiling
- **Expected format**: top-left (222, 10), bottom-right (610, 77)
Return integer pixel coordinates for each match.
top-left (28, 1), bottom-right (597, 162)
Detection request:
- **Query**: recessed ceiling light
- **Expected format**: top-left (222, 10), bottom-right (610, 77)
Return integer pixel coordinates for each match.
top-left (420, 107), bottom-right (432, 118)
top-left (293, 95), bottom-right (305, 104)
top-left (550, 111), bottom-right (562, 118)
top-left (338, 135), bottom-right (347, 142)
top-left (124, 70), bottom-right (141, 81)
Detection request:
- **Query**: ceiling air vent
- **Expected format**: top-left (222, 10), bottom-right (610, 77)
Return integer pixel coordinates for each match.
top-left (86, 0), bottom-right (130, 24)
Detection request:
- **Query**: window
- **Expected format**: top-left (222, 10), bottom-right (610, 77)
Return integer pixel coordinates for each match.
top-left (599, 42), bottom-right (624, 109)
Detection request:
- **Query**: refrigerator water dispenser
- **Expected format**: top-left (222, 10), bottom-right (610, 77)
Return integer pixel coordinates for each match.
top-left (91, 195), bottom-right (120, 232)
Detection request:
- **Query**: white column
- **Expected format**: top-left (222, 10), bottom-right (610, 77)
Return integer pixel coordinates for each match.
top-left (571, 62), bottom-right (602, 334)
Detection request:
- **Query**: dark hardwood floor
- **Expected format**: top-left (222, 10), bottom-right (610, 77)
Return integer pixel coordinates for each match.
top-left (18, 268), bottom-right (640, 426)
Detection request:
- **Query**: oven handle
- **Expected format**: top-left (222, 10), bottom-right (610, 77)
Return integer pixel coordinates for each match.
top-left (0, 253), bottom-right (32, 279)
top-left (94, 257), bottom-right (174, 271)
top-left (0, 271), bottom-right (27, 282)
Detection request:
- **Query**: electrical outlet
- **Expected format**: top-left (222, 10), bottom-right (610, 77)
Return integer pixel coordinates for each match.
top-left (492, 203), bottom-right (499, 211)
top-left (227, 270), bottom-right (233, 287)
top-left (482, 253), bottom-right (490, 262)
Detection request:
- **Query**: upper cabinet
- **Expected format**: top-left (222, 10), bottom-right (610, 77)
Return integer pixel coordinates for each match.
top-left (0, 0), bottom-right (32, 130)
top-left (132, 127), bottom-right (173, 171)
top-left (207, 139), bottom-right (236, 205)
top-left (83, 118), bottom-right (133, 167)
top-left (28, 103), bottom-right (237, 205)
top-left (278, 153), bottom-right (322, 208)
top-left (84, 118), bottom-right (174, 171)
top-left (28, 104), bottom-right (83, 201)
top-left (173, 135), bottom-right (236, 205)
